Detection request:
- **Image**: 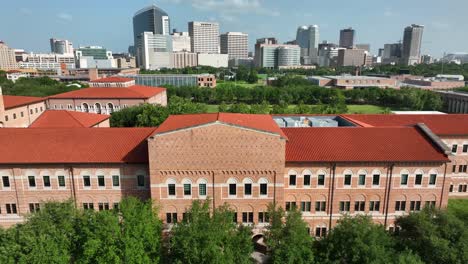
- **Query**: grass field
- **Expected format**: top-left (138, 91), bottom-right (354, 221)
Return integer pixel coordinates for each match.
top-left (205, 104), bottom-right (389, 114)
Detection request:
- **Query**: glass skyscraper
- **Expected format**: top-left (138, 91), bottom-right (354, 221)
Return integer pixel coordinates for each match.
top-left (133, 5), bottom-right (171, 47)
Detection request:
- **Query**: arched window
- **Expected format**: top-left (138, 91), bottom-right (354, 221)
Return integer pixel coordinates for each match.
top-left (400, 169), bottom-right (410, 186)
top-left (259, 178), bottom-right (269, 196)
top-left (95, 103), bottom-right (102, 114)
top-left (371, 169), bottom-right (381, 186)
top-left (167, 179), bottom-right (176, 197)
top-left (357, 170), bottom-right (367, 186)
top-left (198, 179), bottom-right (207, 197)
top-left (288, 170), bottom-right (298, 187)
top-left (82, 103), bottom-right (89, 113)
top-left (227, 178), bottom-right (237, 197)
top-left (414, 169), bottom-right (424, 186)
top-left (182, 179), bottom-right (192, 196)
top-left (107, 103), bottom-right (114, 114)
top-left (243, 178), bottom-right (253, 196)
top-left (343, 169), bottom-right (353, 186)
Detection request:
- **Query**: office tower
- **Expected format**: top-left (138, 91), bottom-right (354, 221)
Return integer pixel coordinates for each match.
top-left (318, 41), bottom-right (342, 67)
top-left (254, 39), bottom-right (300, 69)
top-left (220, 32), bottom-right (248, 59)
top-left (296, 25), bottom-right (319, 65)
top-left (133, 5), bottom-right (170, 54)
top-left (50, 38), bottom-right (74, 55)
top-left (136, 32), bottom-right (173, 70)
top-left (75, 46), bottom-right (115, 69)
top-left (337, 49), bottom-right (366, 67)
top-left (378, 48), bottom-right (385, 57)
top-left (172, 32), bottom-right (191, 52)
top-left (277, 46), bottom-right (301, 67)
top-left (189, 21), bottom-right (220, 54)
top-left (254, 38), bottom-right (278, 67)
top-left (356, 44), bottom-right (370, 53)
top-left (401, 24), bottom-right (424, 66)
top-left (0, 41), bottom-right (18, 70)
top-left (382, 43), bottom-right (402, 64)
top-left (339, 28), bottom-right (355, 48)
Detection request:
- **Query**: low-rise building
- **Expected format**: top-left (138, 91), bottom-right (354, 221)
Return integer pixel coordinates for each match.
top-left (125, 74), bottom-right (217, 88)
top-left (197, 53), bottom-right (229, 68)
top-left (6, 70), bottom-right (30, 82)
top-left (308, 75), bottom-right (398, 89)
top-left (337, 48), bottom-right (366, 67)
top-left (437, 90), bottom-right (468, 114)
top-left (0, 92), bottom-right (46, 128)
top-left (402, 78), bottom-right (465, 90)
top-left (172, 52), bottom-right (198, 68)
top-left (29, 110), bottom-right (110, 128)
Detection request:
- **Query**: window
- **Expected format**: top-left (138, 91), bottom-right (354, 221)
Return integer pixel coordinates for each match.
top-left (372, 174), bottom-right (380, 186)
top-left (289, 175), bottom-right (296, 186)
top-left (285, 201), bottom-right (296, 211)
top-left (83, 203), bottom-right (94, 210)
top-left (429, 174), bottom-right (437, 185)
top-left (449, 184), bottom-right (454, 192)
top-left (35, 108), bottom-right (38, 113)
top-left (112, 175), bottom-right (119, 187)
top-left (244, 183), bottom-right (252, 196)
top-left (369, 201), bottom-right (380, 212)
top-left (113, 203), bottom-right (119, 210)
top-left (339, 201), bottom-right (350, 212)
top-left (358, 174), bottom-right (366, 185)
top-left (43, 175), bottom-right (51, 187)
top-left (415, 174), bottom-right (423, 185)
top-left (30, 109), bottom-right (33, 114)
top-left (425, 201), bottom-right (436, 208)
top-left (301, 201), bottom-right (311, 212)
top-left (168, 184), bottom-right (176, 196)
top-left (395, 201), bottom-right (406, 211)
top-left (452, 165), bottom-right (456, 173)
top-left (28, 176), bottom-right (36, 187)
top-left (452, 144), bottom-right (458, 153)
top-left (166, 213), bottom-right (177, 223)
top-left (242, 212), bottom-right (254, 223)
top-left (6, 204), bottom-right (17, 214)
top-left (2, 176), bottom-right (10, 188)
top-left (98, 203), bottom-right (109, 211)
top-left (229, 183), bottom-right (237, 196)
top-left (303, 175), bottom-right (311, 186)
top-left (459, 165), bottom-right (468, 173)
top-left (98, 175), bottom-right (105, 187)
top-left (13, 113), bottom-right (16, 119)
top-left (58, 175), bottom-right (65, 187)
top-left (29, 203), bottom-right (40, 213)
top-left (458, 184), bottom-right (467, 192)
top-left (232, 212), bottom-right (238, 223)
top-left (137, 175), bottom-right (145, 187)
top-left (463, 145), bottom-right (468, 153)
top-left (410, 201), bottom-right (421, 211)
top-left (40, 107), bottom-right (43, 112)
top-left (199, 183), bottom-right (207, 196)
top-left (354, 201), bottom-right (365, 212)
top-left (315, 227), bottom-right (327, 237)
top-left (4, 115), bottom-right (8, 121)
top-left (260, 183), bottom-right (268, 195)
top-left (315, 201), bottom-right (326, 212)
top-left (401, 174), bottom-right (408, 185)
top-left (258, 212), bottom-right (269, 223)
top-left (318, 174), bottom-right (325, 186)
top-left (344, 174), bottom-right (352, 186)
top-left (83, 176), bottom-right (91, 187)
top-left (183, 183), bottom-right (191, 196)
top-left (20, 112), bottom-right (24, 117)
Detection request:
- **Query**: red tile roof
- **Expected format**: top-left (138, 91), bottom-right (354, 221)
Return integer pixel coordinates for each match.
top-left (0, 128), bottom-right (157, 164)
top-left (2, 95), bottom-right (46, 110)
top-left (156, 113), bottom-right (288, 139)
top-left (91, 76), bottom-right (134, 83)
top-left (48, 85), bottom-right (166, 99)
top-left (342, 114), bottom-right (468, 136)
top-left (283, 127), bottom-right (449, 163)
top-left (30, 110), bottom-right (110, 128)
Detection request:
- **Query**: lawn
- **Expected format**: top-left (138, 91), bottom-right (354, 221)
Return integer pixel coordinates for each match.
top-left (205, 104), bottom-right (390, 114)
top-left (447, 199), bottom-right (468, 223)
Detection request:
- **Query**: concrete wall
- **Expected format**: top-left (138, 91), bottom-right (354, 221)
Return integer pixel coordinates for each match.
top-left (4, 101), bottom-right (46, 127)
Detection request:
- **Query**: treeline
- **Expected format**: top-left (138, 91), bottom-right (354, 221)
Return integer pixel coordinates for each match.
top-left (0, 75), bottom-right (83, 97)
top-left (1, 199), bottom-right (467, 264)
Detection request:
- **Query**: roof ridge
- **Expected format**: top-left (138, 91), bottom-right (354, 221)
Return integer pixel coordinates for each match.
top-left (65, 110), bottom-right (87, 127)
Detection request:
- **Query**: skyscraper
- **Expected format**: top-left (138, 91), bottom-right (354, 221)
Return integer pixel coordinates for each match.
top-left (339, 28), bottom-right (355, 49)
top-left (136, 32), bottom-right (172, 70)
top-left (220, 32), bottom-right (248, 59)
top-left (254, 38), bottom-right (278, 67)
top-left (0, 41), bottom-right (17, 70)
top-left (296, 25), bottom-right (319, 65)
top-left (50, 38), bottom-right (74, 54)
top-left (189, 21), bottom-right (220, 54)
top-left (401, 24), bottom-right (424, 66)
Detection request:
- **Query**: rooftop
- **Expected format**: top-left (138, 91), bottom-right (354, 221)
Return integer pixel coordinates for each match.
top-left (2, 95), bottom-right (46, 110)
top-left (48, 85), bottom-right (166, 99)
top-left (29, 110), bottom-right (109, 128)
top-left (91, 76), bottom-right (134, 83)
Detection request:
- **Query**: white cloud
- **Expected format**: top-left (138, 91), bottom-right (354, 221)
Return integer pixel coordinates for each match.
top-left (163, 0), bottom-right (280, 17)
top-left (57, 12), bottom-right (73, 22)
top-left (19, 8), bottom-right (32, 15)
top-left (383, 8), bottom-right (394, 17)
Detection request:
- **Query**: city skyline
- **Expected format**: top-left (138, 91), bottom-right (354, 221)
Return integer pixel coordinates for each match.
top-left (0, 0), bottom-right (466, 57)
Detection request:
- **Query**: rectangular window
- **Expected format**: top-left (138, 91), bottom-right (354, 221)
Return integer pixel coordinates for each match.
top-left (137, 175), bottom-right (145, 187)
top-left (166, 213), bottom-right (177, 223)
top-left (258, 212), bottom-right (269, 223)
top-left (98, 175), bottom-right (105, 187)
top-left (303, 175), bottom-right (311, 186)
top-left (183, 184), bottom-right (191, 196)
top-left (2, 176), bottom-right (10, 188)
top-left (260, 183), bottom-right (268, 195)
top-left (199, 183), bottom-right (207, 196)
top-left (43, 176), bottom-right (50, 187)
top-left (113, 203), bottom-right (119, 210)
top-left (301, 201), bottom-right (311, 212)
top-left (232, 212), bottom-right (238, 223)
top-left (29, 203), bottom-right (40, 213)
top-left (318, 175), bottom-right (325, 186)
top-left (369, 201), bottom-right (380, 212)
top-left (229, 184), bottom-right (237, 196)
top-left (339, 201), bottom-right (350, 212)
top-left (58, 176), bottom-right (65, 187)
top-left (429, 174), bottom-right (437, 185)
top-left (112, 175), bottom-right (120, 187)
top-left (463, 145), bottom-right (468, 153)
top-left (372, 174), bottom-right (380, 186)
top-left (244, 183), bottom-right (252, 195)
top-left (83, 176), bottom-right (91, 187)
top-left (452, 144), bottom-right (458, 153)
top-left (315, 201), bottom-right (326, 212)
top-left (4, 115), bottom-right (8, 121)
top-left (168, 184), bottom-right (176, 196)
top-left (6, 204), bottom-right (17, 214)
top-left (459, 184), bottom-right (468, 192)
top-left (354, 201), bottom-right (365, 212)
top-left (83, 203), bottom-right (94, 210)
top-left (358, 174), bottom-right (366, 185)
top-left (415, 174), bottom-right (423, 185)
top-left (98, 203), bottom-right (109, 211)
top-left (28, 176), bottom-right (36, 187)
top-left (242, 212), bottom-right (254, 223)
top-left (20, 112), bottom-right (24, 117)
top-left (425, 201), bottom-right (436, 208)
top-left (410, 201), bottom-right (421, 211)
top-left (395, 201), bottom-right (406, 211)
top-left (344, 174), bottom-right (352, 186)
top-left (401, 174), bottom-right (408, 185)
top-left (289, 175), bottom-right (296, 186)
top-left (315, 227), bottom-right (327, 237)
top-left (285, 202), bottom-right (296, 211)
top-left (452, 165), bottom-right (456, 173)
top-left (449, 184), bottom-right (454, 192)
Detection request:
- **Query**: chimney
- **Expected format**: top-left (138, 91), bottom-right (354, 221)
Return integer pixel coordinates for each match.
top-left (88, 68), bottom-right (98, 81)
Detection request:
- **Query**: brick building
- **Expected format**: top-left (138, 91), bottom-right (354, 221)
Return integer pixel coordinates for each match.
top-left (0, 113), bottom-right (467, 238)
top-left (0, 91), bottom-right (46, 128)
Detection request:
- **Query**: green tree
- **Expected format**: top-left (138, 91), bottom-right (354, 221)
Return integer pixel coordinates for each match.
top-left (136, 104), bottom-right (169, 127)
top-left (250, 101), bottom-right (270, 114)
top-left (247, 69), bottom-right (259, 84)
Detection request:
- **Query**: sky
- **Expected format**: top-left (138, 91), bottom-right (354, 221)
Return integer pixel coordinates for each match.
top-left (1, 0), bottom-right (467, 58)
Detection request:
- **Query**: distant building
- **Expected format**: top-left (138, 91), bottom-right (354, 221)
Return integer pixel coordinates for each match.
top-left (6, 70), bottom-right (30, 82)
top-left (254, 38), bottom-right (278, 67)
top-left (277, 46), bottom-right (301, 68)
top-left (228, 57), bottom-right (254, 68)
top-left (337, 49), bottom-right (366, 67)
top-left (133, 4), bottom-right (170, 47)
top-left (0, 41), bottom-right (18, 70)
top-left (50, 38), bottom-right (74, 55)
top-left (296, 25), bottom-right (319, 65)
top-left (356, 44), bottom-right (370, 52)
top-left (136, 32), bottom-right (172, 70)
top-left (382, 43), bottom-right (402, 64)
top-left (339, 28), bottom-right (355, 48)
top-left (113, 53), bottom-right (136, 69)
top-left (189, 21), bottom-right (220, 54)
top-left (172, 32), bottom-right (191, 52)
top-left (437, 91), bottom-right (468, 113)
top-left (198, 53), bottom-right (229, 68)
top-left (172, 52), bottom-right (198, 69)
top-left (255, 38), bottom-right (300, 69)
top-left (124, 74), bottom-right (217, 87)
top-left (402, 77), bottom-right (465, 90)
top-left (0, 87), bottom-right (46, 128)
top-left (308, 75), bottom-right (398, 89)
top-left (75, 46), bottom-right (115, 69)
top-left (421, 54), bottom-right (433, 64)
top-left (19, 53), bottom-right (75, 70)
top-left (401, 24), bottom-right (424, 65)
top-left (220, 32), bottom-right (248, 60)
top-left (318, 41), bottom-right (341, 67)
